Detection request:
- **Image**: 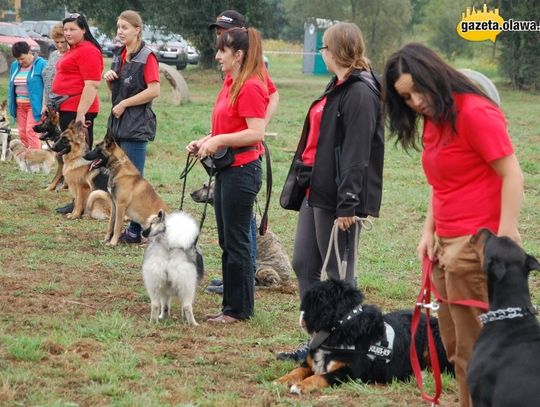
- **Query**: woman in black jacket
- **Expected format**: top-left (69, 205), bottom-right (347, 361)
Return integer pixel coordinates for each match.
top-left (277, 22), bottom-right (384, 361)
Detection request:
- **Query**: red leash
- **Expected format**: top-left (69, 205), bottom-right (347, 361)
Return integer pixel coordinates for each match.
top-left (410, 258), bottom-right (489, 405)
top-left (411, 258), bottom-right (443, 405)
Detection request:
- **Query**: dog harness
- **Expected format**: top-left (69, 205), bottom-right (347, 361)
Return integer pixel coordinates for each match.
top-left (308, 305), bottom-right (396, 363)
top-left (479, 306), bottom-right (538, 324)
top-left (366, 322), bottom-right (395, 363)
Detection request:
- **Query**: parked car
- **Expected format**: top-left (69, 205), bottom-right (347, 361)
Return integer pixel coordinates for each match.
top-left (143, 27), bottom-right (187, 70)
top-left (186, 43), bottom-right (199, 65)
top-left (19, 22), bottom-right (55, 59)
top-left (33, 20), bottom-right (61, 38)
top-left (0, 22), bottom-right (41, 55)
top-left (89, 26), bottom-right (121, 57)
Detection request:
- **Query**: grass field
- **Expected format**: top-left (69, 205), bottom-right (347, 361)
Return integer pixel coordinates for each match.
top-left (0, 47), bottom-right (539, 407)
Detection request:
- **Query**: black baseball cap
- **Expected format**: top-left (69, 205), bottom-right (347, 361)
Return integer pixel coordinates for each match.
top-left (209, 10), bottom-right (246, 30)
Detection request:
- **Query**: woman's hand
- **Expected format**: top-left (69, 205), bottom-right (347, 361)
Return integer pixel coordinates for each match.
top-left (337, 216), bottom-right (356, 231)
top-left (197, 136), bottom-right (223, 159)
top-left (186, 134), bottom-right (212, 156)
top-left (112, 101), bottom-right (126, 119)
top-left (417, 231), bottom-right (435, 263)
top-left (103, 69), bottom-right (118, 82)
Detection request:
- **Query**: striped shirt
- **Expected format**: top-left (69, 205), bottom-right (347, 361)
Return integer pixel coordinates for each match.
top-left (14, 66), bottom-right (31, 104)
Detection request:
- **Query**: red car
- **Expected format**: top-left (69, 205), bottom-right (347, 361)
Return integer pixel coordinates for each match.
top-left (0, 22), bottom-right (41, 55)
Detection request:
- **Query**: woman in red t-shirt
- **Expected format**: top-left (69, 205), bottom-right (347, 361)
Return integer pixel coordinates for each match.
top-left (384, 43), bottom-right (524, 407)
top-left (52, 12), bottom-right (103, 148)
top-left (187, 28), bottom-right (269, 324)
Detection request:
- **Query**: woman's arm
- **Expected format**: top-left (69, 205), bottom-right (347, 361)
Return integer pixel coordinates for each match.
top-left (264, 91), bottom-right (279, 126)
top-left (490, 153), bottom-right (523, 242)
top-left (75, 79), bottom-right (101, 124)
top-left (417, 189), bottom-right (435, 262)
top-left (111, 81), bottom-right (160, 118)
top-left (197, 117), bottom-right (265, 158)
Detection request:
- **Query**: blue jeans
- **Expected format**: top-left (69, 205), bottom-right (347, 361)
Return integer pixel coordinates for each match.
top-left (117, 140), bottom-right (148, 236)
top-left (214, 160), bottom-right (262, 319)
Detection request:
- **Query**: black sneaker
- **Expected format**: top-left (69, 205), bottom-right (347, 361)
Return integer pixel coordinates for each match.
top-left (276, 342), bottom-right (309, 362)
top-left (118, 230), bottom-right (142, 244)
top-left (55, 201), bottom-right (74, 214)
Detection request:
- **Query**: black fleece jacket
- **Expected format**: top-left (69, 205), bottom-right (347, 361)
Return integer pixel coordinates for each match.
top-left (290, 69), bottom-right (384, 217)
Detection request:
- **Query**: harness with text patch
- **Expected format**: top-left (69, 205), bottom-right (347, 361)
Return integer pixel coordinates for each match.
top-left (309, 305), bottom-right (396, 363)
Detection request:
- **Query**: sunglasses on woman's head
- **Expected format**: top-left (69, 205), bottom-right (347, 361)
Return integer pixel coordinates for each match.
top-left (66, 13), bottom-right (81, 19)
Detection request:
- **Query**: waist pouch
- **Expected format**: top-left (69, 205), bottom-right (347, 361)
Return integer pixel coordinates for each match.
top-left (201, 146), bottom-right (257, 175)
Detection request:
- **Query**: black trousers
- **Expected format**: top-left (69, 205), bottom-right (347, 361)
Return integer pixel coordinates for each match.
top-left (59, 111), bottom-right (98, 148)
top-left (214, 160), bottom-right (262, 319)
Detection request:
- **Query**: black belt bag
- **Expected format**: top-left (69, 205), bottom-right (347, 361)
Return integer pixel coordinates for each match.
top-left (200, 146), bottom-right (257, 175)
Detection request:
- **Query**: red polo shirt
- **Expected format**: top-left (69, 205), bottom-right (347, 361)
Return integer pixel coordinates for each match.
top-left (120, 47), bottom-right (160, 83)
top-left (211, 75), bottom-right (269, 166)
top-left (422, 93), bottom-right (514, 237)
top-left (52, 40), bottom-right (104, 113)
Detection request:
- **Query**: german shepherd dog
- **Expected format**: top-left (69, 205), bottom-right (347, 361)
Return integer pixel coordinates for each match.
top-left (84, 133), bottom-right (169, 245)
top-left (33, 107), bottom-right (63, 191)
top-left (50, 120), bottom-right (104, 219)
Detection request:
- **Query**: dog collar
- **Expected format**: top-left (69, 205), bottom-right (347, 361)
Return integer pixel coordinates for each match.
top-left (309, 305), bottom-right (364, 350)
top-left (479, 306), bottom-right (538, 324)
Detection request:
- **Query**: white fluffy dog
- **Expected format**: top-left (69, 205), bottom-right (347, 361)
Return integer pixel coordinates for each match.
top-left (141, 210), bottom-right (202, 326)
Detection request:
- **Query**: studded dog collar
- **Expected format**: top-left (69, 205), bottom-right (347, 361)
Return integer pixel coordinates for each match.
top-left (308, 305), bottom-right (364, 350)
top-left (479, 306), bottom-right (538, 324)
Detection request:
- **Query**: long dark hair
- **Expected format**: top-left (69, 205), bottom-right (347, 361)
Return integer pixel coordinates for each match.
top-left (383, 43), bottom-right (487, 151)
top-left (215, 27), bottom-right (265, 106)
top-left (62, 12), bottom-right (102, 52)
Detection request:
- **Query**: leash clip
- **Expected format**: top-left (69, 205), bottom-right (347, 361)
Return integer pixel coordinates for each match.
top-left (416, 301), bottom-right (440, 312)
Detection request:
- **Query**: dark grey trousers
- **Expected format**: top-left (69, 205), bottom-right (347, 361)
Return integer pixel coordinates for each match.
top-left (292, 197), bottom-right (360, 300)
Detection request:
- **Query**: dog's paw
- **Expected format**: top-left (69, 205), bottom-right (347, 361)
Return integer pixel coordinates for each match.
top-left (289, 384), bottom-right (302, 395)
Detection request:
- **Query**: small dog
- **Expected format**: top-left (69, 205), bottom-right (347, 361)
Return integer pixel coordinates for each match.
top-left (33, 107), bottom-right (63, 191)
top-left (142, 210), bottom-right (202, 325)
top-left (191, 181), bottom-right (291, 286)
top-left (9, 139), bottom-right (55, 174)
top-left (84, 133), bottom-right (170, 245)
top-left (468, 229), bottom-right (540, 407)
top-left (276, 279), bottom-right (452, 394)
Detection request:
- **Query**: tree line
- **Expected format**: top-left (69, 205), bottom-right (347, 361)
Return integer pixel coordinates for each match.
top-left (19, 0), bottom-right (540, 89)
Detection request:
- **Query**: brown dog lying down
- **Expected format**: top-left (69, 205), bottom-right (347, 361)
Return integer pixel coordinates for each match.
top-left (191, 181), bottom-right (291, 286)
top-left (9, 139), bottom-right (55, 174)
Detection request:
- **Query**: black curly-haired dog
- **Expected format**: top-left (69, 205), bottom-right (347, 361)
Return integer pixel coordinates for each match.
top-left (276, 279), bottom-right (453, 394)
top-left (468, 229), bottom-right (540, 407)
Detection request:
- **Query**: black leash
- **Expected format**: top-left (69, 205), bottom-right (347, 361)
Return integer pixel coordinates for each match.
top-left (258, 140), bottom-right (272, 235)
top-left (179, 152), bottom-right (214, 245)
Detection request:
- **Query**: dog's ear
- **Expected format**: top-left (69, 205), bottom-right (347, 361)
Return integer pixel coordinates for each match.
top-left (158, 209), bottom-right (166, 222)
top-left (0, 100), bottom-right (6, 109)
top-left (527, 255), bottom-right (540, 273)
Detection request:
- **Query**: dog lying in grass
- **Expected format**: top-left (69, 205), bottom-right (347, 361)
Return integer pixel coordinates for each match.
top-left (468, 228), bottom-right (540, 407)
top-left (276, 279), bottom-right (453, 394)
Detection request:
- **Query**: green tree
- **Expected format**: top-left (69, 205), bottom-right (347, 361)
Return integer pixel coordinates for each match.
top-left (498, 0), bottom-right (540, 89)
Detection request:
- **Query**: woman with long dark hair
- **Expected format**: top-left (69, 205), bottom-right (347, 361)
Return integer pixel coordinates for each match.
top-left (383, 43), bottom-right (523, 407)
top-left (187, 27), bottom-right (269, 324)
top-left (51, 12), bottom-right (104, 214)
top-left (52, 12), bottom-right (103, 148)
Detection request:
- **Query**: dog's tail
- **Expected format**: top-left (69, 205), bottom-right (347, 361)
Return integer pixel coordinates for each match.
top-left (85, 190), bottom-right (111, 220)
top-left (165, 211), bottom-right (199, 249)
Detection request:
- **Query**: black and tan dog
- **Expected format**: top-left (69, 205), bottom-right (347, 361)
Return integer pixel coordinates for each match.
top-left (50, 120), bottom-right (106, 219)
top-left (468, 229), bottom-right (540, 407)
top-left (276, 279), bottom-right (452, 394)
top-left (84, 133), bottom-right (169, 245)
top-left (33, 107), bottom-right (63, 191)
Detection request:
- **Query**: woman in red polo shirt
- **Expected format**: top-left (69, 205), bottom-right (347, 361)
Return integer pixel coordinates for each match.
top-left (52, 12), bottom-right (103, 148)
top-left (187, 27), bottom-right (268, 324)
top-left (383, 43), bottom-right (523, 407)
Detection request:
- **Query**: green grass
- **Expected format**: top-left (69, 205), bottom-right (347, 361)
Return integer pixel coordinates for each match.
top-left (0, 46), bottom-right (539, 406)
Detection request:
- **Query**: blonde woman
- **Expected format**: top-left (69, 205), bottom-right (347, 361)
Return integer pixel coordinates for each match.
top-left (187, 28), bottom-right (269, 324)
top-left (103, 10), bottom-right (160, 244)
top-left (42, 23), bottom-right (69, 109)
top-left (277, 22), bottom-right (384, 360)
